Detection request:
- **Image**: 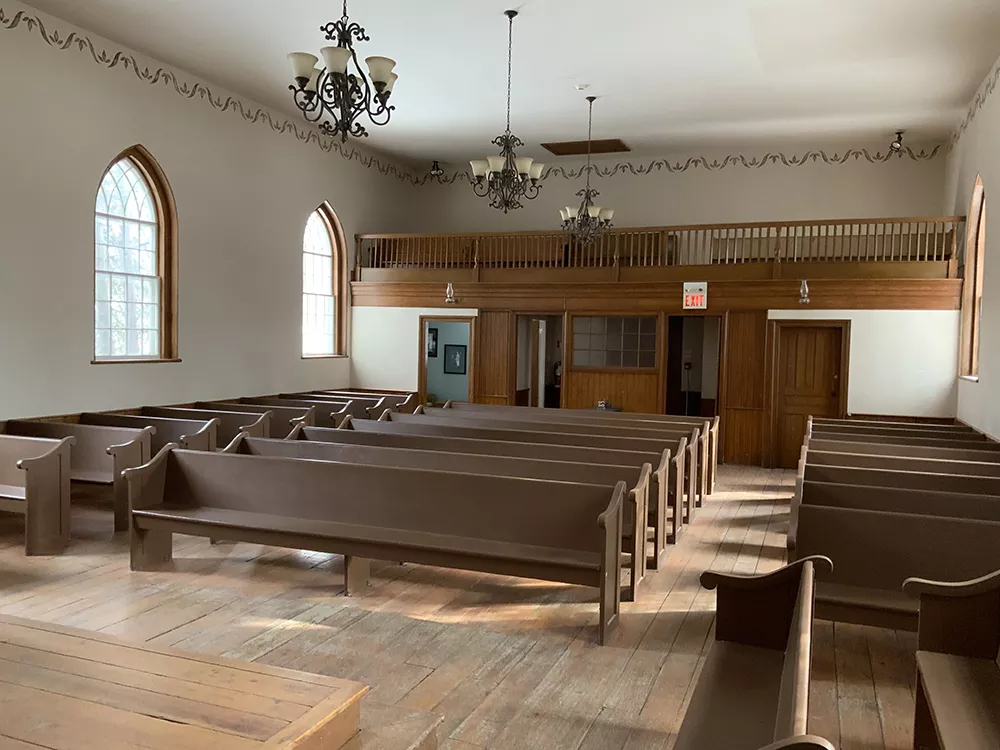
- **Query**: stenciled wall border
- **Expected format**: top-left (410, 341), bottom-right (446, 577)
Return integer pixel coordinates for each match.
top-left (950, 53), bottom-right (1000, 152)
top-left (1, 3), bottom-right (946, 189)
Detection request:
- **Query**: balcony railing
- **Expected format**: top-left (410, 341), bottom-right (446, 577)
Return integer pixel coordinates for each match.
top-left (357, 216), bottom-right (964, 272)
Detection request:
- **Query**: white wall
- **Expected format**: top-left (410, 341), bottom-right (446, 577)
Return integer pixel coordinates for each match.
top-left (768, 310), bottom-right (960, 417)
top-left (0, 1), bottom-right (421, 419)
top-left (425, 320), bottom-right (470, 404)
top-left (351, 307), bottom-right (478, 390)
top-left (944, 54), bottom-right (1000, 438)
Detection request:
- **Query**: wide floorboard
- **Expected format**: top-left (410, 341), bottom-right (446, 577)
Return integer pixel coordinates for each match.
top-left (0, 465), bottom-right (914, 750)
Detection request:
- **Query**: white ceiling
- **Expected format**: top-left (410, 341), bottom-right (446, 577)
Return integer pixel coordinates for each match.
top-left (23, 0), bottom-right (1000, 166)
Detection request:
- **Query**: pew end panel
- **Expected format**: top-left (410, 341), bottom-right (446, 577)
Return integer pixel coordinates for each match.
top-left (124, 444), bottom-right (178, 570)
top-left (598, 481), bottom-right (626, 646)
top-left (647, 448), bottom-right (672, 569)
top-left (106, 426), bottom-right (155, 532)
top-left (179, 418), bottom-right (220, 452)
top-left (15, 436), bottom-right (75, 555)
top-left (623, 464), bottom-right (652, 602)
top-left (756, 738), bottom-right (836, 750)
top-left (903, 569), bottom-right (1000, 659)
top-left (685, 430), bottom-right (699, 523)
top-left (667, 444), bottom-right (686, 547)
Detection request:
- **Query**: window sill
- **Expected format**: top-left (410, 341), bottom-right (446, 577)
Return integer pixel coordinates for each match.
top-left (302, 354), bottom-right (349, 360)
top-left (91, 358), bottom-right (182, 365)
top-left (959, 375), bottom-right (980, 383)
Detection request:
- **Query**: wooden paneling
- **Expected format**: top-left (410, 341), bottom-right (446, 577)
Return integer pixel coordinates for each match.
top-left (472, 311), bottom-right (515, 405)
top-left (563, 370), bottom-right (661, 414)
top-left (350, 277), bottom-right (962, 312)
top-left (720, 310), bottom-right (768, 464)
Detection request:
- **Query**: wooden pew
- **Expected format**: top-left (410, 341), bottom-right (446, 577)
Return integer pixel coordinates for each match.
top-left (5, 421), bottom-right (152, 532)
top-left (793, 504), bottom-right (1000, 629)
top-left (802, 464), bottom-right (1000, 496)
top-left (141, 407), bottom-right (269, 447)
top-left (290, 424), bottom-right (687, 565)
top-left (280, 393), bottom-right (379, 420)
top-left (808, 429), bottom-right (1000, 452)
top-left (239, 397), bottom-right (349, 428)
top-left (225, 433), bottom-right (653, 601)
top-left (125, 447), bottom-right (626, 644)
top-left (196, 401), bottom-right (313, 439)
top-left (810, 422), bottom-right (990, 442)
top-left (806, 450), bottom-right (1000, 477)
top-left (443, 401), bottom-right (721, 495)
top-left (811, 416), bottom-right (974, 433)
top-left (80, 413), bottom-right (218, 452)
top-left (674, 557), bottom-right (835, 750)
top-left (903, 569), bottom-right (1000, 750)
top-left (807, 437), bottom-right (1000, 463)
top-left (0, 435), bottom-right (74, 555)
top-left (314, 390), bottom-right (419, 414)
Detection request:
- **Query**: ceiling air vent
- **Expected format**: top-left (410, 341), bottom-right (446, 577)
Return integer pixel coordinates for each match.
top-left (540, 139), bottom-right (631, 157)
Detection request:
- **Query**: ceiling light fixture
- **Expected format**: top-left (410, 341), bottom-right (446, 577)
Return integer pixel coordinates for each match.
top-left (889, 131), bottom-right (905, 154)
top-left (469, 10), bottom-right (544, 213)
top-left (560, 96), bottom-right (614, 245)
top-left (287, 0), bottom-right (398, 142)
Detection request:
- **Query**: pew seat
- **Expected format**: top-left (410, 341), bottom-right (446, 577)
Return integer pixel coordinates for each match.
top-left (913, 652), bottom-right (1000, 750)
top-left (0, 484), bottom-right (26, 500)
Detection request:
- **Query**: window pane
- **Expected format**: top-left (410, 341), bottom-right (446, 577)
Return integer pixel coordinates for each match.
top-left (95, 329), bottom-right (111, 357)
top-left (573, 350), bottom-right (589, 367)
top-left (574, 317), bottom-right (591, 334)
top-left (574, 333), bottom-right (590, 352)
top-left (95, 273), bottom-right (111, 302)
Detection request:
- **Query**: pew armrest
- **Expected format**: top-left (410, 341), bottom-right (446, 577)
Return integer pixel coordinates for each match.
top-left (903, 568), bottom-right (1000, 658)
top-left (442, 400), bottom-right (455, 409)
top-left (756, 736), bottom-right (836, 750)
top-left (179, 418), bottom-right (219, 451)
top-left (220, 432), bottom-right (251, 454)
top-left (339, 415), bottom-right (354, 430)
top-left (702, 556), bottom-right (833, 591)
top-left (123, 444), bottom-right (176, 512)
top-left (285, 423), bottom-right (304, 440)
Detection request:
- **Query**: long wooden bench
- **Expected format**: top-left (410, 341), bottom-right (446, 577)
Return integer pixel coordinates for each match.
top-left (226, 433), bottom-right (653, 601)
top-left (0, 435), bottom-right (74, 555)
top-left (197, 401), bottom-right (313, 438)
top-left (290, 424), bottom-right (687, 565)
top-left (80, 413), bottom-right (218, 452)
top-left (239, 397), bottom-right (350, 428)
top-left (5, 421), bottom-right (152, 532)
top-left (443, 401), bottom-right (721, 495)
top-left (280, 394), bottom-right (374, 420)
top-left (903, 568), bottom-right (1000, 750)
top-left (807, 437), bottom-right (1000, 463)
top-left (810, 423), bottom-right (990, 442)
top-left (125, 447), bottom-right (626, 644)
top-left (141, 406), bottom-right (270, 447)
top-left (802, 464), bottom-right (1000, 496)
top-left (811, 416), bottom-right (974, 433)
top-left (806, 450), bottom-right (1000, 477)
top-left (314, 390), bottom-right (419, 414)
top-left (793, 504), bottom-right (1000, 629)
top-left (674, 556), bottom-right (835, 750)
top-left (808, 429), bottom-right (1000, 452)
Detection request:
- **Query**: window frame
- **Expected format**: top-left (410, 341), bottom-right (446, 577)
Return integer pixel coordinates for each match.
top-left (960, 177), bottom-right (986, 380)
top-left (92, 145), bottom-right (178, 364)
top-left (301, 202), bottom-right (348, 359)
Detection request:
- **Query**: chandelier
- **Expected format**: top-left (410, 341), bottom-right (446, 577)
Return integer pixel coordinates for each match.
top-left (560, 96), bottom-right (614, 244)
top-left (287, 1), bottom-right (398, 142)
top-left (469, 10), bottom-right (545, 213)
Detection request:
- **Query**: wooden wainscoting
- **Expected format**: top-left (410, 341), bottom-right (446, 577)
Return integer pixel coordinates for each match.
top-left (562, 370), bottom-right (662, 414)
top-left (472, 311), bottom-right (516, 405)
top-left (720, 310), bottom-right (769, 464)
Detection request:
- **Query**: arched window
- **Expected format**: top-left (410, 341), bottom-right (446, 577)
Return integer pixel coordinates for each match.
top-left (94, 146), bottom-right (176, 361)
top-left (302, 204), bottom-right (346, 356)
top-left (961, 177), bottom-right (986, 378)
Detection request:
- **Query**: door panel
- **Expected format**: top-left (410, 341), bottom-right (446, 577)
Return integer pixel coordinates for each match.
top-left (776, 326), bottom-right (844, 468)
top-left (473, 311), bottom-right (515, 405)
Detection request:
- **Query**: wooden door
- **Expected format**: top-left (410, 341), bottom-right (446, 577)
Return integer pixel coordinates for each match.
top-left (473, 311), bottom-right (516, 405)
top-left (776, 325), bottom-right (846, 468)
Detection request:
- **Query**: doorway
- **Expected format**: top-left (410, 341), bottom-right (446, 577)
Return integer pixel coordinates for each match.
top-left (772, 321), bottom-right (850, 468)
top-left (419, 316), bottom-right (474, 406)
top-left (665, 315), bottom-right (722, 417)
top-left (515, 315), bottom-right (564, 408)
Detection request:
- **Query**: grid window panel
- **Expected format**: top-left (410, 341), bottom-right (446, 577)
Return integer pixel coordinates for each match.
top-left (571, 315), bottom-right (658, 370)
top-left (95, 158), bottom-right (160, 360)
top-left (302, 210), bottom-right (337, 356)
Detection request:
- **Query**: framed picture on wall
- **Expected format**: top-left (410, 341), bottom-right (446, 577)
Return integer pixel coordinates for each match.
top-left (427, 327), bottom-right (439, 358)
top-left (443, 344), bottom-right (467, 375)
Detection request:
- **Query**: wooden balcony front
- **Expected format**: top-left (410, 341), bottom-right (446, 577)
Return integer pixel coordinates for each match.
top-left (355, 215), bottom-right (964, 284)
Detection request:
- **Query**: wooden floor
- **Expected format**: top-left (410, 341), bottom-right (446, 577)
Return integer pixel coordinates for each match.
top-left (0, 465), bottom-right (916, 750)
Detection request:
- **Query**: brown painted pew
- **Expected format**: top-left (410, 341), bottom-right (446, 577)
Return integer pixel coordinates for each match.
top-left (793, 504), bottom-right (1000, 630)
top-left (80, 413), bottom-right (218, 452)
top-left (800, 480), bottom-right (1000, 523)
top-left (290, 424), bottom-right (687, 562)
top-left (0, 435), bottom-right (74, 555)
top-left (810, 422), bottom-right (990, 442)
top-left (806, 450), bottom-right (1000, 477)
top-left (802, 464), bottom-right (1000, 496)
top-left (125, 447), bottom-right (626, 644)
top-left (903, 568), bottom-right (1000, 750)
top-left (674, 557), bottom-right (835, 750)
top-left (808, 429), bottom-right (1000, 452)
top-left (807, 437), bottom-right (1000, 463)
top-left (315, 391), bottom-right (418, 414)
top-left (226, 433), bottom-right (652, 601)
top-left (196, 402), bottom-right (313, 439)
top-left (279, 394), bottom-right (372, 420)
top-left (812, 416), bottom-right (974, 433)
top-left (443, 401), bottom-right (721, 495)
top-left (5, 421), bottom-right (153, 532)
top-left (141, 407), bottom-right (269, 447)
top-left (239, 397), bottom-right (349, 428)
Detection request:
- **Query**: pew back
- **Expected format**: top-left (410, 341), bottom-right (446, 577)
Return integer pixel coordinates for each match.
top-left (806, 438), bottom-right (1000, 463)
top-left (80, 413), bottom-right (218, 452)
top-left (196, 402), bottom-right (312, 438)
top-left (801, 480), bottom-right (1000, 523)
top-left (806, 450), bottom-right (1000, 477)
top-left (803, 464), bottom-right (1000, 495)
top-left (4, 421), bottom-right (150, 483)
top-left (142, 407), bottom-right (269, 445)
top-left (808, 429), bottom-right (1000, 451)
top-left (811, 423), bottom-right (989, 442)
top-left (240, 398), bottom-right (348, 428)
top-left (279, 395), bottom-right (368, 419)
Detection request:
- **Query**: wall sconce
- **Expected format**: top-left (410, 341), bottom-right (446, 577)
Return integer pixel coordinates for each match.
top-left (799, 279), bottom-right (811, 305)
top-left (429, 160), bottom-right (444, 178)
top-left (445, 282), bottom-right (458, 305)
top-left (889, 131), bottom-right (905, 154)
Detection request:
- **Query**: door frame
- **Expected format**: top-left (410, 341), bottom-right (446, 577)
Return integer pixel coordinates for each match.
top-left (766, 319), bottom-right (851, 468)
top-left (418, 315), bottom-right (477, 406)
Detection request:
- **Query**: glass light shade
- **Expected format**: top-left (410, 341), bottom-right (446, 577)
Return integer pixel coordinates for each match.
top-left (567, 206), bottom-right (580, 219)
top-left (366, 56), bottom-right (397, 83)
top-left (306, 68), bottom-right (321, 93)
top-left (288, 52), bottom-right (320, 81)
top-left (514, 157), bottom-right (534, 176)
top-left (321, 46), bottom-right (353, 75)
top-left (599, 209), bottom-right (615, 221)
top-left (529, 163), bottom-right (545, 180)
top-left (588, 206), bottom-right (602, 218)
top-left (559, 209), bottom-right (569, 221)
top-left (470, 160), bottom-right (489, 178)
top-left (487, 156), bottom-right (506, 174)
top-left (383, 72), bottom-right (398, 93)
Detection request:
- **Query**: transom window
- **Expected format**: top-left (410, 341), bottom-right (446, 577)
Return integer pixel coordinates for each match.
top-left (94, 150), bottom-right (174, 361)
top-left (303, 209), bottom-right (337, 356)
top-left (572, 315), bottom-right (658, 369)
top-left (961, 177), bottom-right (986, 378)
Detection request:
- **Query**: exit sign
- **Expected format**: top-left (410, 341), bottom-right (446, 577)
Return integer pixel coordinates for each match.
top-left (683, 282), bottom-right (708, 310)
